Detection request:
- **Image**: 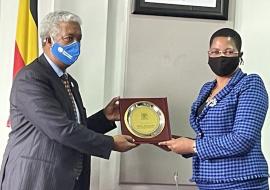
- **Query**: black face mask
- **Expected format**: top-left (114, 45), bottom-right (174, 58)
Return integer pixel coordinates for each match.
top-left (208, 56), bottom-right (240, 77)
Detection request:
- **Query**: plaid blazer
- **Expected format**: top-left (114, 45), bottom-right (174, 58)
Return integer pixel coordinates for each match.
top-left (190, 69), bottom-right (269, 184)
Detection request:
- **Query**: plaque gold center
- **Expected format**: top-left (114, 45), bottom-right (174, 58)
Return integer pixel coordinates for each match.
top-left (129, 106), bottom-right (160, 135)
top-left (124, 101), bottom-right (165, 138)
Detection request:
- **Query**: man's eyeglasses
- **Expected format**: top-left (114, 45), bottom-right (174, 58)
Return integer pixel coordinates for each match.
top-left (208, 49), bottom-right (239, 57)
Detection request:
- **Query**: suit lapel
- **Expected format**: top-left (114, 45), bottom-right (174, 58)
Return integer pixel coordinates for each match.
top-left (193, 82), bottom-right (215, 114)
top-left (37, 54), bottom-right (78, 121)
top-left (191, 69), bottom-right (246, 131)
top-left (213, 69), bottom-right (246, 104)
top-left (190, 81), bottom-right (215, 132)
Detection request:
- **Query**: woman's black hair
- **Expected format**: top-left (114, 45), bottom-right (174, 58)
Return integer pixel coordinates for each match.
top-left (210, 28), bottom-right (242, 52)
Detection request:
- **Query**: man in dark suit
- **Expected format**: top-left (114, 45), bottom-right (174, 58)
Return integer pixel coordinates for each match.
top-left (0, 11), bottom-right (136, 190)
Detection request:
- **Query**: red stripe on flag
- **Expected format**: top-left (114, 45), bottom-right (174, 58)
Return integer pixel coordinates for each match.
top-left (6, 117), bottom-right (11, 128)
top-left (13, 42), bottom-right (26, 78)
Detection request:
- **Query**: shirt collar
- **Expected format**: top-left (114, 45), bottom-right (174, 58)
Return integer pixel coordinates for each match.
top-left (44, 53), bottom-right (65, 77)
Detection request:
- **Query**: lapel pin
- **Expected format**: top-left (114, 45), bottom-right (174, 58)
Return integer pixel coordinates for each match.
top-left (207, 98), bottom-right (217, 107)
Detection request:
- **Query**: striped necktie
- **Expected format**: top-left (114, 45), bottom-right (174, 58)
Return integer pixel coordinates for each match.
top-left (60, 73), bottom-right (83, 178)
top-left (61, 73), bottom-right (78, 122)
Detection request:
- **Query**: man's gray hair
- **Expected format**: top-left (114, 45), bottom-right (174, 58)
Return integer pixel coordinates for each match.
top-left (40, 11), bottom-right (82, 46)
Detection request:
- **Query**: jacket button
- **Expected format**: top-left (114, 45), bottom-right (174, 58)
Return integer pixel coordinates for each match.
top-left (197, 133), bottom-right (204, 138)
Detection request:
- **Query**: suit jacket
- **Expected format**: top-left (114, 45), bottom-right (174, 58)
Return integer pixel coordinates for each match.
top-left (190, 69), bottom-right (269, 184)
top-left (0, 54), bottom-right (116, 190)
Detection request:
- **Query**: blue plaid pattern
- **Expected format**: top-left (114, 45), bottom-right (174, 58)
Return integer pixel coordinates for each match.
top-left (197, 177), bottom-right (269, 190)
top-left (190, 69), bottom-right (269, 186)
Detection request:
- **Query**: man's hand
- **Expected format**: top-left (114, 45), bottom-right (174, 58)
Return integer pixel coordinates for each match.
top-left (112, 135), bottom-right (137, 152)
top-left (104, 96), bottom-right (120, 121)
top-left (159, 137), bottom-right (195, 154)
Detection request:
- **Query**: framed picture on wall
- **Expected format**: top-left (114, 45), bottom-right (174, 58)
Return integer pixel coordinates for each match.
top-left (133, 0), bottom-right (229, 20)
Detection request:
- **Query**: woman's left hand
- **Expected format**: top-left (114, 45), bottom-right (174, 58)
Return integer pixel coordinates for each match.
top-left (159, 137), bottom-right (195, 154)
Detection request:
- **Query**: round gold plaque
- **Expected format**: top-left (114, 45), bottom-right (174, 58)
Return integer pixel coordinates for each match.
top-left (124, 101), bottom-right (165, 138)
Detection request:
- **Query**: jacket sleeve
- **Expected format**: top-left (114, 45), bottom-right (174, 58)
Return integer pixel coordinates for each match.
top-left (196, 74), bottom-right (268, 160)
top-left (12, 69), bottom-right (114, 159)
top-left (86, 110), bottom-right (117, 134)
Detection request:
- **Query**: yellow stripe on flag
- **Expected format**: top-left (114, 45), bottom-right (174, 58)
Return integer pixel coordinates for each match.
top-left (15, 0), bottom-right (38, 66)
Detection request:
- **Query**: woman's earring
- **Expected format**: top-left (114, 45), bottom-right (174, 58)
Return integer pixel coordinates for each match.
top-left (240, 57), bottom-right (244, 65)
top-left (239, 52), bottom-right (244, 65)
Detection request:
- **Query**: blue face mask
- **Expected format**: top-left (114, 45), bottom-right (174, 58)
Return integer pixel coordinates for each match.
top-left (51, 40), bottom-right (80, 65)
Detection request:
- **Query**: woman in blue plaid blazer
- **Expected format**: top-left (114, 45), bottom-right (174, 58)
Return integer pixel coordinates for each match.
top-left (160, 28), bottom-right (269, 189)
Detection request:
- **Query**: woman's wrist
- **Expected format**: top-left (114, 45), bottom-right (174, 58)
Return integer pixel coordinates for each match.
top-left (192, 140), bottom-right (197, 154)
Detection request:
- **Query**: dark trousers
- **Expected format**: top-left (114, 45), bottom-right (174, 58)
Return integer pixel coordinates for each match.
top-left (73, 155), bottom-right (91, 190)
top-left (73, 178), bottom-right (80, 190)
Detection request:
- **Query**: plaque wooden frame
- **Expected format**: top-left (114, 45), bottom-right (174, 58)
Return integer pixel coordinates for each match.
top-left (119, 97), bottom-right (171, 144)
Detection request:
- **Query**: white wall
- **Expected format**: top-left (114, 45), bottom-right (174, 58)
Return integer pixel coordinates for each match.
top-left (99, 0), bottom-right (131, 189)
top-left (235, 0), bottom-right (270, 167)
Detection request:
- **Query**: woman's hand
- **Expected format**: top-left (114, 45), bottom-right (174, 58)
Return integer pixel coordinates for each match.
top-left (159, 137), bottom-right (195, 154)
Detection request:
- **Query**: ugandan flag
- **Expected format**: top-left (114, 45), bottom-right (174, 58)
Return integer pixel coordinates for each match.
top-left (7, 0), bottom-right (38, 127)
top-left (13, 0), bottom-right (38, 78)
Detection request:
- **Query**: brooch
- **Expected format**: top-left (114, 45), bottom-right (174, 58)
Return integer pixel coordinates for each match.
top-left (206, 98), bottom-right (217, 107)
